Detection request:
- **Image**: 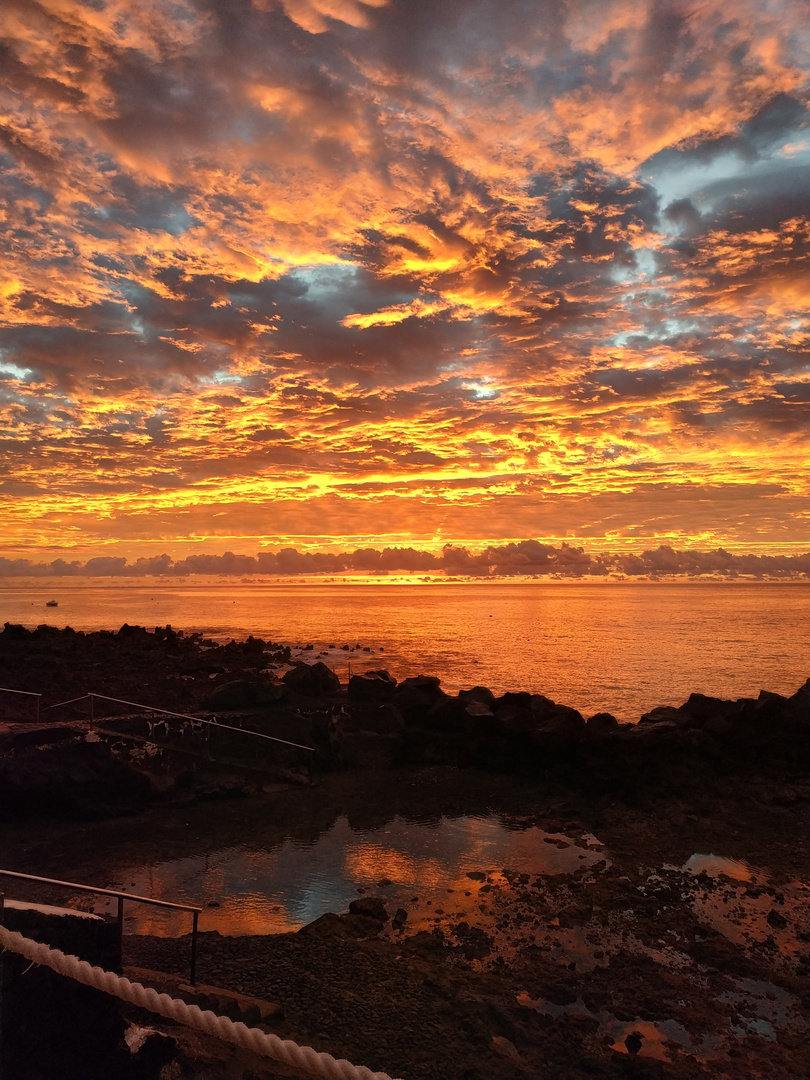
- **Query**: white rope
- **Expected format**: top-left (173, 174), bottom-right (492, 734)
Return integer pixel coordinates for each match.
top-left (0, 926), bottom-right (401, 1080)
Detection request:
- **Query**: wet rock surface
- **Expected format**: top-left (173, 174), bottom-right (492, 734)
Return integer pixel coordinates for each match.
top-left (114, 814), bottom-right (808, 1080)
top-left (1, 624), bottom-right (808, 1078)
top-left (2, 765), bottom-right (808, 1080)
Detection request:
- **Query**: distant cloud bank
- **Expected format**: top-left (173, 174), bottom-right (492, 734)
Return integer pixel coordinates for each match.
top-left (1, 543), bottom-right (808, 580)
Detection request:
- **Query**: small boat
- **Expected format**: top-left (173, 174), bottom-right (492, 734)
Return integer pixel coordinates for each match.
top-left (46, 599), bottom-right (58, 607)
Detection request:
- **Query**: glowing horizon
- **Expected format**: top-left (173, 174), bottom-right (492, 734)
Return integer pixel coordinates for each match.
top-left (1, 0), bottom-right (808, 561)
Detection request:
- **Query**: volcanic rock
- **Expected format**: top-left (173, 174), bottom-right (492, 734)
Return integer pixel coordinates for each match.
top-left (349, 897), bottom-right (389, 922)
top-left (586, 712), bottom-right (619, 733)
top-left (393, 675), bottom-right (447, 722)
top-left (282, 662), bottom-right (340, 697)
top-left (458, 686), bottom-right (497, 708)
top-left (340, 731), bottom-right (400, 769)
top-left (203, 677), bottom-right (286, 710)
top-left (347, 670), bottom-right (397, 703)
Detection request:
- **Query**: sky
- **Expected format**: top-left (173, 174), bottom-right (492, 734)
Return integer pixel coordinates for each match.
top-left (1, 0), bottom-right (809, 571)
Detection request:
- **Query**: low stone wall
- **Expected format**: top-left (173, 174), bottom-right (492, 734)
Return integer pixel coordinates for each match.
top-left (1, 902), bottom-right (131, 1080)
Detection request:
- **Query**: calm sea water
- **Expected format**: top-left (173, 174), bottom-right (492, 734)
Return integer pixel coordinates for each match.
top-left (3, 579), bottom-right (807, 720)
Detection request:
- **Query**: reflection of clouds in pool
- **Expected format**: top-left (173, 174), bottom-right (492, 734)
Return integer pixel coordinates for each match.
top-left (111, 814), bottom-right (611, 938)
top-left (344, 844), bottom-right (445, 889)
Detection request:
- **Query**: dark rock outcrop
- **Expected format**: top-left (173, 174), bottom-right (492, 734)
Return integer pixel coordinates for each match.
top-left (348, 670), bottom-right (397, 703)
top-left (282, 662), bottom-right (341, 697)
top-left (203, 677), bottom-right (286, 710)
top-left (394, 675), bottom-right (447, 722)
top-left (348, 897), bottom-right (389, 922)
top-left (2, 623), bottom-right (807, 814)
top-left (458, 685), bottom-right (496, 708)
top-left (297, 911), bottom-right (384, 939)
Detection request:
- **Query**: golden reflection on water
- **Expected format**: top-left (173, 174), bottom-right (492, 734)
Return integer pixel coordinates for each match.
top-left (105, 814), bottom-right (607, 937)
top-left (343, 844), bottom-right (446, 890)
top-left (10, 580), bottom-right (808, 720)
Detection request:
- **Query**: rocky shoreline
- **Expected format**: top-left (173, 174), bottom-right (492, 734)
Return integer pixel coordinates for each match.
top-left (1, 621), bottom-right (808, 816)
top-left (1, 622), bottom-right (809, 1079)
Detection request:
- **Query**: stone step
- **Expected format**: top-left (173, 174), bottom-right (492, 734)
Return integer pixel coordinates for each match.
top-left (124, 965), bottom-right (284, 1026)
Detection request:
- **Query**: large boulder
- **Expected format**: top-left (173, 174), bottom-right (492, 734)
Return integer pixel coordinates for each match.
top-left (532, 703), bottom-right (586, 741)
top-left (682, 692), bottom-right (740, 723)
top-left (348, 897), bottom-right (389, 922)
top-left (790, 678), bottom-right (810, 708)
top-left (348, 670), bottom-right (397, 703)
top-left (117, 623), bottom-right (150, 640)
top-left (297, 912), bottom-right (383, 939)
top-left (426, 697), bottom-right (470, 732)
top-left (494, 691), bottom-right (532, 713)
top-left (639, 705), bottom-right (686, 725)
top-left (586, 712), bottom-right (620, 734)
top-left (393, 675), bottom-right (447, 723)
top-left (203, 677), bottom-right (286, 710)
top-left (458, 686), bottom-right (496, 708)
top-left (282, 662), bottom-right (340, 697)
top-left (462, 698), bottom-right (495, 717)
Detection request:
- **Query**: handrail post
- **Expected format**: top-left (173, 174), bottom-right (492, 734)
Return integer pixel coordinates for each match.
top-left (190, 910), bottom-right (199, 985)
top-left (89, 695), bottom-right (94, 727)
top-left (0, 869), bottom-right (202, 988)
top-left (1, 891), bottom-right (5, 1080)
top-left (116, 895), bottom-right (124, 959)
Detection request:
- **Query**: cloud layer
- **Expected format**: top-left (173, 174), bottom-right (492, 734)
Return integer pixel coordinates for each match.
top-left (1, 0), bottom-right (808, 558)
top-left (2, 541), bottom-right (809, 580)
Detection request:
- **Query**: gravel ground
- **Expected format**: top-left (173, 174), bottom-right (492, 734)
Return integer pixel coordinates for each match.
top-left (4, 767), bottom-right (808, 1079)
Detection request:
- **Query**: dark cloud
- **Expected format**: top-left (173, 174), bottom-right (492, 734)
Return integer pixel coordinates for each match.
top-left (646, 92), bottom-right (809, 174)
top-left (663, 197), bottom-right (703, 235)
top-left (2, 541), bottom-right (808, 579)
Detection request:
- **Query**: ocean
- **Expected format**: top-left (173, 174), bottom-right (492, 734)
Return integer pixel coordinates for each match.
top-left (3, 578), bottom-right (808, 721)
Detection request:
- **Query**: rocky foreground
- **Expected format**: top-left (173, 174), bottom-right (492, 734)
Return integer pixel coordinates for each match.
top-left (1, 623), bottom-right (809, 1080)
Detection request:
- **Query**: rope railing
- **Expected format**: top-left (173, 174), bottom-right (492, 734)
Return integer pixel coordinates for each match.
top-left (0, 926), bottom-right (402, 1080)
top-left (43, 692), bottom-right (315, 752)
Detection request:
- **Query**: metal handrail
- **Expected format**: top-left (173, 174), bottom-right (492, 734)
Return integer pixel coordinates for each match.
top-left (44, 692), bottom-right (315, 752)
top-left (0, 687), bottom-right (41, 721)
top-left (0, 869), bottom-right (202, 983)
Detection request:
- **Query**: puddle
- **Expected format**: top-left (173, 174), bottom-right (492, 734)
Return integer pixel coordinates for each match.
top-left (682, 853), bottom-right (755, 881)
top-left (83, 814), bottom-right (610, 936)
top-left (717, 976), bottom-right (799, 1038)
top-left (687, 875), bottom-right (807, 960)
top-left (516, 994), bottom-right (724, 1063)
top-left (607, 1018), bottom-right (679, 1062)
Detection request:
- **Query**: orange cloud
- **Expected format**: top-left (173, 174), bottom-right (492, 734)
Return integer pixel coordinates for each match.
top-left (0, 0), bottom-right (807, 560)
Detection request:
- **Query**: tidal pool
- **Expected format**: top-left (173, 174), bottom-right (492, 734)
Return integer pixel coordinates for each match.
top-left (681, 853), bottom-right (756, 881)
top-left (89, 813), bottom-right (608, 936)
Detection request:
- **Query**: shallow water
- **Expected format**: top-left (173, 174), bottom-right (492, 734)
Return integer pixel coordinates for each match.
top-left (681, 853), bottom-right (755, 881)
top-left (95, 814), bottom-right (607, 936)
top-left (3, 579), bottom-right (808, 719)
